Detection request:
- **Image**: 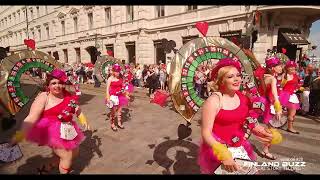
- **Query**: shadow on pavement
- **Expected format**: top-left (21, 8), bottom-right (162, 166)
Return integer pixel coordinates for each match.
top-left (78, 93), bottom-right (96, 106)
top-left (15, 129), bottom-right (102, 174)
top-left (16, 155), bottom-right (56, 174)
top-left (146, 123), bottom-right (200, 174)
top-left (73, 129), bottom-right (102, 174)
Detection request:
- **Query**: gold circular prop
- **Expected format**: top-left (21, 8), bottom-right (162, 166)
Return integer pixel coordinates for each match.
top-left (0, 50), bottom-right (61, 115)
top-left (94, 55), bottom-right (123, 83)
top-left (169, 37), bottom-right (255, 122)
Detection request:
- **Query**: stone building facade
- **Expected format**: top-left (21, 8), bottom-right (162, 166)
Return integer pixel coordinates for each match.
top-left (1, 5), bottom-right (319, 65)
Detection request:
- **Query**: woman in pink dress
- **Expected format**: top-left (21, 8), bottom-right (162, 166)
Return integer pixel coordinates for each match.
top-left (198, 58), bottom-right (274, 174)
top-left (10, 69), bottom-right (90, 174)
top-left (254, 57), bottom-right (284, 160)
top-left (105, 64), bottom-right (129, 131)
top-left (123, 64), bottom-right (134, 95)
top-left (279, 61), bottom-right (301, 134)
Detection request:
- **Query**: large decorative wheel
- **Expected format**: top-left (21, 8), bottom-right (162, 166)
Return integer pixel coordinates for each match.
top-left (94, 55), bottom-right (123, 83)
top-left (0, 50), bottom-right (61, 115)
top-left (169, 37), bottom-right (256, 122)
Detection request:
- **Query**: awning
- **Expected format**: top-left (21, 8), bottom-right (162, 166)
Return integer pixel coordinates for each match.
top-left (280, 31), bottom-right (309, 45)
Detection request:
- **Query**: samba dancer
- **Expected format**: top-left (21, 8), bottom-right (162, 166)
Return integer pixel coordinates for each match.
top-left (255, 57), bottom-right (283, 160)
top-left (198, 58), bottom-right (279, 174)
top-left (105, 64), bottom-right (129, 131)
top-left (10, 69), bottom-right (90, 174)
top-left (279, 61), bottom-right (302, 134)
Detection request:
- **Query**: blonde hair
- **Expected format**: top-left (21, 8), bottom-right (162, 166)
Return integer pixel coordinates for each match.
top-left (210, 66), bottom-right (237, 92)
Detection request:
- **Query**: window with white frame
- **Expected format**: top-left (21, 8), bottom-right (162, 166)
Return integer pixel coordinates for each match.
top-left (13, 13), bottom-right (16, 25)
top-left (17, 11), bottom-right (20, 23)
top-left (186, 5), bottom-right (197, 11)
top-left (38, 29), bottom-right (41, 40)
top-left (73, 17), bottom-right (78, 32)
top-left (105, 7), bottom-right (111, 26)
top-left (36, 6), bottom-right (40, 18)
top-left (30, 9), bottom-right (34, 19)
top-left (126, 6), bottom-right (134, 21)
top-left (46, 26), bottom-right (50, 39)
top-left (88, 13), bottom-right (93, 30)
top-left (61, 20), bottom-right (65, 35)
top-left (19, 32), bottom-right (22, 43)
top-left (155, 6), bottom-right (165, 18)
top-left (63, 49), bottom-right (68, 63)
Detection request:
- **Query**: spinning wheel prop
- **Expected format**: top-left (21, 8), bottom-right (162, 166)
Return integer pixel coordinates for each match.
top-left (94, 55), bottom-right (123, 82)
top-left (0, 50), bottom-right (61, 116)
top-left (169, 37), bottom-right (256, 122)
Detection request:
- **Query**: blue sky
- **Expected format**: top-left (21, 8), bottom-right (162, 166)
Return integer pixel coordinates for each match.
top-left (309, 19), bottom-right (320, 57)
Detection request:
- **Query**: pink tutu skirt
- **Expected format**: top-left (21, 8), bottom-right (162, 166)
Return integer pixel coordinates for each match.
top-left (198, 133), bottom-right (256, 174)
top-left (26, 117), bottom-right (85, 151)
top-left (117, 94), bottom-right (129, 107)
top-left (126, 83), bottom-right (134, 94)
top-left (279, 91), bottom-right (300, 110)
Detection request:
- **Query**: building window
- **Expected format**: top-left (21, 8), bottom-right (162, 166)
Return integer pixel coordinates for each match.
top-left (126, 6), bottom-right (134, 22)
top-left (63, 49), bottom-right (68, 63)
top-left (182, 35), bottom-right (199, 45)
top-left (105, 7), bottom-right (111, 26)
top-left (75, 48), bottom-right (81, 64)
top-left (19, 32), bottom-right (22, 43)
top-left (30, 9), bottom-right (34, 20)
top-left (8, 15), bottom-right (11, 26)
top-left (105, 44), bottom-right (114, 57)
top-left (61, 20), bottom-right (65, 35)
top-left (187, 5), bottom-right (197, 11)
top-left (73, 17), bottom-right (78, 32)
top-left (38, 29), bottom-right (41, 40)
top-left (155, 6), bottom-right (165, 18)
top-left (45, 6), bottom-right (48, 15)
top-left (36, 6), bottom-right (40, 18)
top-left (53, 51), bottom-right (59, 60)
top-left (88, 13), bottom-right (93, 30)
top-left (13, 13), bottom-right (16, 25)
top-left (17, 12), bottom-right (20, 23)
top-left (46, 26), bottom-right (50, 39)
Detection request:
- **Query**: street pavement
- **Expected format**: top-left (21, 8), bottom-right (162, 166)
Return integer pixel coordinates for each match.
top-left (0, 82), bottom-right (319, 174)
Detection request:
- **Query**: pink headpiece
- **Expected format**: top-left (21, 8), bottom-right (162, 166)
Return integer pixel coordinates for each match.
top-left (112, 64), bottom-right (122, 72)
top-left (265, 57), bottom-right (281, 68)
top-left (211, 58), bottom-right (241, 81)
top-left (50, 69), bottom-right (69, 84)
top-left (285, 60), bottom-right (297, 68)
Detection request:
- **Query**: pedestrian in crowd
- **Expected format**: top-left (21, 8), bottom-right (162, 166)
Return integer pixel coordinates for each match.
top-left (10, 69), bottom-right (90, 174)
top-left (309, 68), bottom-right (320, 116)
top-left (198, 58), bottom-right (275, 174)
top-left (105, 64), bottom-right (129, 131)
top-left (146, 65), bottom-right (158, 96)
top-left (159, 64), bottom-right (167, 91)
top-left (301, 64), bottom-right (317, 115)
top-left (135, 65), bottom-right (143, 88)
top-left (195, 66), bottom-right (206, 98)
